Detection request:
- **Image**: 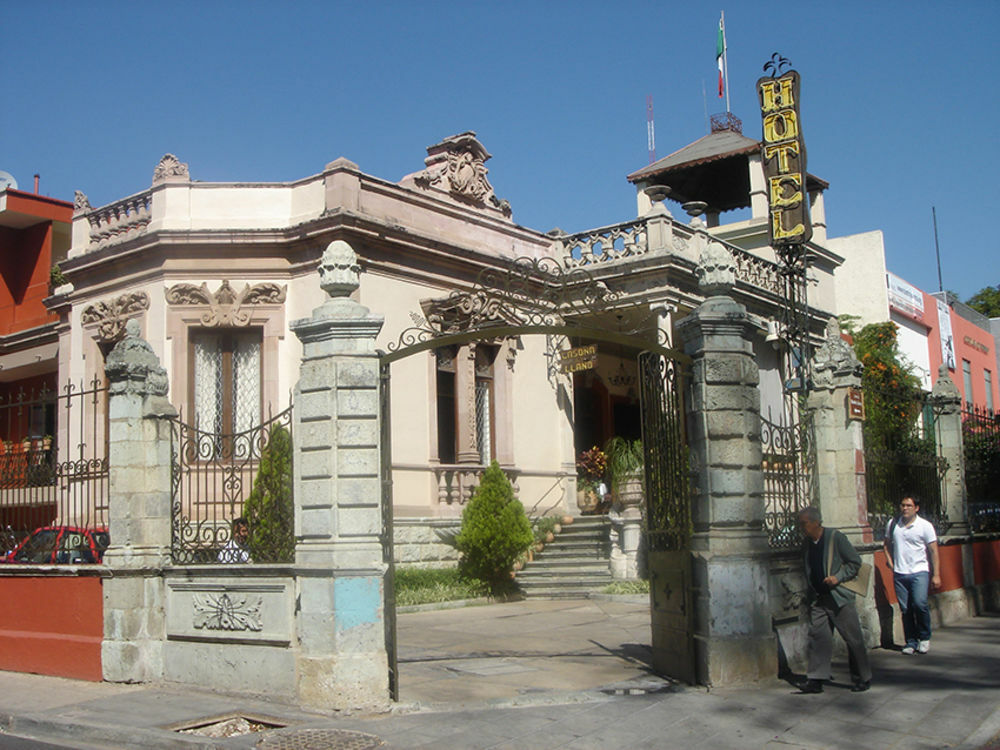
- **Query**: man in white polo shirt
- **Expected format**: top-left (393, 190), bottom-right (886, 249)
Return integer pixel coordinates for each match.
top-left (883, 496), bottom-right (940, 654)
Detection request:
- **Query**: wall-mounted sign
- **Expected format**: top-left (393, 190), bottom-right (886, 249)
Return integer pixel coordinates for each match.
top-left (887, 272), bottom-right (925, 320)
top-left (964, 335), bottom-right (990, 355)
top-left (757, 62), bottom-right (812, 247)
top-left (847, 387), bottom-right (865, 421)
top-left (559, 344), bottom-right (597, 374)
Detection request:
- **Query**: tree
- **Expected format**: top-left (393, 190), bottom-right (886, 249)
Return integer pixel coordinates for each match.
top-left (966, 285), bottom-right (1000, 318)
top-left (244, 424), bottom-right (294, 562)
top-left (454, 461), bottom-right (533, 594)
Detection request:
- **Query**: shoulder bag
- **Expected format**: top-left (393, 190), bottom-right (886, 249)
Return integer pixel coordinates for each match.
top-left (826, 529), bottom-right (872, 597)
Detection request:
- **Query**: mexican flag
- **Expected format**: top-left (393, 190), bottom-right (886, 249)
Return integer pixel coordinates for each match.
top-left (716, 15), bottom-right (726, 98)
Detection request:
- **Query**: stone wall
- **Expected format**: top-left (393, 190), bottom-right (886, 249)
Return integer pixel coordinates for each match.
top-left (393, 519), bottom-right (461, 568)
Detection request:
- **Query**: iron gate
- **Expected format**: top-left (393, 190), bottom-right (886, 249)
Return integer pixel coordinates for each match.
top-left (379, 361), bottom-right (398, 701)
top-left (638, 350), bottom-right (694, 684)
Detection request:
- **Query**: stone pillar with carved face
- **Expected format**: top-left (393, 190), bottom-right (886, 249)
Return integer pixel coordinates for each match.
top-left (931, 364), bottom-right (969, 537)
top-left (671, 240), bottom-right (775, 686)
top-left (290, 239), bottom-right (389, 709)
top-left (807, 318), bottom-right (870, 544)
top-left (101, 318), bottom-right (176, 683)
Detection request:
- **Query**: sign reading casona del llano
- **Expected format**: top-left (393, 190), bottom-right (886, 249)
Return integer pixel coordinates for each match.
top-left (757, 67), bottom-right (812, 247)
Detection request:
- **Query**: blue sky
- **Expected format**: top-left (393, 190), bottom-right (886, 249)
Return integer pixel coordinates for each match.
top-left (4, 1), bottom-right (998, 303)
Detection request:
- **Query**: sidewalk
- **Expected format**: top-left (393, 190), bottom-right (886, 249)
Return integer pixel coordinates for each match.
top-left (0, 603), bottom-right (997, 750)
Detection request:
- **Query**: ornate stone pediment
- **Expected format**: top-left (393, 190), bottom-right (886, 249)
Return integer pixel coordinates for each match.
top-left (73, 190), bottom-right (92, 214)
top-left (81, 291), bottom-right (151, 343)
top-left (412, 132), bottom-right (512, 217)
top-left (165, 280), bottom-right (286, 327)
top-left (152, 153), bottom-right (190, 183)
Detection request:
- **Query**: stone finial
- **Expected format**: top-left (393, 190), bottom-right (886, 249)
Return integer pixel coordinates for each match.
top-left (812, 318), bottom-right (861, 387)
top-left (73, 190), bottom-right (92, 214)
top-left (319, 240), bottom-right (361, 298)
top-left (105, 319), bottom-right (171, 403)
top-left (152, 154), bottom-right (190, 184)
top-left (695, 241), bottom-right (736, 296)
top-left (931, 363), bottom-right (962, 411)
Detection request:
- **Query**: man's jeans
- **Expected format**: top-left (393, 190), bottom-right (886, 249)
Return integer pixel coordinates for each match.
top-left (894, 571), bottom-right (931, 647)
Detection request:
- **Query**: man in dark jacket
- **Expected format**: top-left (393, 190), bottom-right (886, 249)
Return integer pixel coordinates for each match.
top-left (797, 506), bottom-right (872, 693)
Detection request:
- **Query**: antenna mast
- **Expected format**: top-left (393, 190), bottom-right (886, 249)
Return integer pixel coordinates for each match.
top-left (647, 95), bottom-right (656, 164)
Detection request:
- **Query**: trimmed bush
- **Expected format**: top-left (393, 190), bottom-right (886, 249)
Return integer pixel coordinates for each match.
top-left (244, 424), bottom-right (293, 562)
top-left (455, 461), bottom-right (533, 593)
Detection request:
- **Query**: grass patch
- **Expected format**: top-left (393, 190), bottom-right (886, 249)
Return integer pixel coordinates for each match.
top-left (600, 579), bottom-right (649, 595)
top-left (394, 567), bottom-right (489, 607)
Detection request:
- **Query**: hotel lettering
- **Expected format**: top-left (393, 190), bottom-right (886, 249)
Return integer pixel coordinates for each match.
top-left (757, 70), bottom-right (812, 246)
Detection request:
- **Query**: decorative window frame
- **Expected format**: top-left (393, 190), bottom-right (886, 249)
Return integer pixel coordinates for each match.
top-left (164, 281), bottom-right (286, 423)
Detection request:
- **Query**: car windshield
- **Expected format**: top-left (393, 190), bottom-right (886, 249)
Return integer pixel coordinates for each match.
top-left (14, 529), bottom-right (59, 563)
top-left (58, 530), bottom-right (94, 564)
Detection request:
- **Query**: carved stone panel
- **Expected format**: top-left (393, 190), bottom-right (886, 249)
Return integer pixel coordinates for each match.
top-left (165, 578), bottom-right (292, 644)
top-left (81, 291), bottom-right (151, 343)
top-left (413, 131), bottom-right (512, 217)
top-left (165, 280), bottom-right (287, 327)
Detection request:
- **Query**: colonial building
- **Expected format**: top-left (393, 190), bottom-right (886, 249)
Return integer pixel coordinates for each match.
top-left (53, 123), bottom-right (877, 535)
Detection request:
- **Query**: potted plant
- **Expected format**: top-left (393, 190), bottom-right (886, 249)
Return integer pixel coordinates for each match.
top-left (604, 436), bottom-right (644, 509)
top-left (575, 445), bottom-right (607, 513)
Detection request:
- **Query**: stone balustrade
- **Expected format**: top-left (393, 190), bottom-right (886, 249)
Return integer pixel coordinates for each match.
top-left (433, 464), bottom-right (520, 505)
top-left (558, 214), bottom-right (783, 297)
top-left (86, 190), bottom-right (152, 249)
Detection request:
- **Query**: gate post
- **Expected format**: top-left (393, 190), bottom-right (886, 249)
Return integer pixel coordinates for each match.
top-left (676, 242), bottom-right (775, 685)
top-left (101, 319), bottom-right (176, 683)
top-left (290, 240), bottom-right (389, 709)
top-left (930, 365), bottom-right (969, 536)
top-left (807, 319), bottom-right (870, 543)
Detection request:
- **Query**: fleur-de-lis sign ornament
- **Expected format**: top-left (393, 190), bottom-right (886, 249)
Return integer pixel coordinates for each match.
top-left (763, 53), bottom-right (792, 77)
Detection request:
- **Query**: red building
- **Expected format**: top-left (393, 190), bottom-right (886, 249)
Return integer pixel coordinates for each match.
top-left (0, 186), bottom-right (68, 409)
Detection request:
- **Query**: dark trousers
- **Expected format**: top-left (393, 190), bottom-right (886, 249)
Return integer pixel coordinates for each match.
top-left (806, 594), bottom-right (872, 683)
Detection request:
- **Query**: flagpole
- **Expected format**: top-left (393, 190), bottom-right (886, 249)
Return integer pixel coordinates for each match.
top-left (722, 10), bottom-right (731, 114)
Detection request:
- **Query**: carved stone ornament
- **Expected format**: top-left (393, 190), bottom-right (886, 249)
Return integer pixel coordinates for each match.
top-left (165, 280), bottom-right (286, 326)
top-left (413, 131), bottom-right (512, 217)
top-left (192, 592), bottom-right (263, 632)
top-left (152, 153), bottom-right (190, 183)
top-left (73, 190), bottom-right (92, 213)
top-left (695, 241), bottom-right (736, 296)
top-left (318, 240), bottom-right (361, 298)
top-left (812, 318), bottom-right (862, 386)
top-left (931, 363), bottom-right (962, 411)
top-left (81, 291), bottom-right (151, 343)
top-left (104, 318), bottom-right (169, 397)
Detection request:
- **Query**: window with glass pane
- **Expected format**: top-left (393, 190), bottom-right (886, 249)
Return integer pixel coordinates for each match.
top-left (191, 329), bottom-right (262, 437)
top-left (962, 359), bottom-right (973, 407)
top-left (986, 370), bottom-right (994, 412)
top-left (474, 346), bottom-right (496, 464)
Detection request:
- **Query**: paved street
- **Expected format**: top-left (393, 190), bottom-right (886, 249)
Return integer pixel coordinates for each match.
top-left (0, 601), bottom-right (998, 749)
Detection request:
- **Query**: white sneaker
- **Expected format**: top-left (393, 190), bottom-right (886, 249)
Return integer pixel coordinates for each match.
top-left (902, 646), bottom-right (916, 655)
top-left (917, 640), bottom-right (930, 654)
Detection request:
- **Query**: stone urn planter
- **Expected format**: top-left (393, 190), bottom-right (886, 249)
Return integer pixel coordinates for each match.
top-left (576, 487), bottom-right (600, 514)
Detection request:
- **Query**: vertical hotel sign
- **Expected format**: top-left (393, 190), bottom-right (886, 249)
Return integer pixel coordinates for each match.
top-left (757, 56), bottom-right (812, 247)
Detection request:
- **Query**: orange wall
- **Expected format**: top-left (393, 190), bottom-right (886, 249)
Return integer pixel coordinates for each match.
top-left (0, 575), bottom-right (103, 680)
top-left (923, 290), bottom-right (998, 409)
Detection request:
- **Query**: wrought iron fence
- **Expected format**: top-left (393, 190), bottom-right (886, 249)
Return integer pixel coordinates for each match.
top-left (761, 406), bottom-right (814, 548)
top-left (964, 402), bottom-right (1000, 533)
top-left (171, 405), bottom-right (293, 565)
top-left (864, 390), bottom-right (946, 539)
top-left (0, 378), bottom-right (109, 555)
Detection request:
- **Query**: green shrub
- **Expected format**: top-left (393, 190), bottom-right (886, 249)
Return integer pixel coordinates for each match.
top-left (455, 461), bottom-right (534, 593)
top-left (393, 567), bottom-right (488, 606)
top-left (244, 424), bottom-right (293, 562)
top-left (601, 579), bottom-right (650, 595)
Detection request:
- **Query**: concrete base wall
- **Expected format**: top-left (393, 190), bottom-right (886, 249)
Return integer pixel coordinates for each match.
top-left (393, 519), bottom-right (460, 568)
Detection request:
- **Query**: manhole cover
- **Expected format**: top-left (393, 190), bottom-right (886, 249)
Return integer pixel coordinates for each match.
top-left (257, 728), bottom-right (384, 750)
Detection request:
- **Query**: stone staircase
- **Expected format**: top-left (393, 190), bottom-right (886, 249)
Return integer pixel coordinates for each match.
top-left (517, 516), bottom-right (613, 598)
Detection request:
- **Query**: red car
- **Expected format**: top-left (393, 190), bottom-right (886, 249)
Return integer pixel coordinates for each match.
top-left (1, 526), bottom-right (110, 564)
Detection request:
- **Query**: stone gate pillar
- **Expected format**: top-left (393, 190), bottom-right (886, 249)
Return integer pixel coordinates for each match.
top-left (807, 319), bottom-right (870, 544)
top-left (931, 365), bottom-right (969, 536)
top-left (101, 319), bottom-right (176, 683)
top-left (676, 242), bottom-right (775, 686)
top-left (290, 240), bottom-right (389, 709)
